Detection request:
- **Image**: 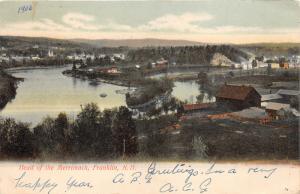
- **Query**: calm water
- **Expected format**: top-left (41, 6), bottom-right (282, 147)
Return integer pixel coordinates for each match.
top-left (172, 81), bottom-right (215, 103)
top-left (0, 66), bottom-right (214, 126)
top-left (0, 66), bottom-right (127, 126)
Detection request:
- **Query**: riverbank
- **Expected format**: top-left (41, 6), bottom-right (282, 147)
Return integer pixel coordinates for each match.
top-left (63, 68), bottom-right (175, 107)
top-left (0, 70), bottom-right (22, 109)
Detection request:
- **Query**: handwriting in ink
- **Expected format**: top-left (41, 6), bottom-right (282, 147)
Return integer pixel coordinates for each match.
top-left (146, 162), bottom-right (199, 183)
top-left (248, 167), bottom-right (277, 178)
top-left (199, 178), bottom-right (212, 193)
top-left (18, 4), bottom-right (32, 14)
top-left (66, 177), bottom-right (93, 191)
top-left (159, 178), bottom-right (212, 193)
top-left (15, 172), bottom-right (58, 194)
top-left (113, 173), bottom-right (125, 183)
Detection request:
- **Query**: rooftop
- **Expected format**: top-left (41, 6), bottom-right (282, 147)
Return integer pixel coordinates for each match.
top-left (183, 103), bottom-right (213, 111)
top-left (230, 107), bottom-right (267, 119)
top-left (216, 84), bottom-right (260, 100)
top-left (264, 102), bottom-right (290, 111)
top-left (276, 89), bottom-right (300, 96)
top-left (261, 93), bottom-right (282, 101)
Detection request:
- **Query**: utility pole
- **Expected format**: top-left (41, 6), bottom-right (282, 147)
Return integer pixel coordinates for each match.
top-left (122, 138), bottom-right (126, 159)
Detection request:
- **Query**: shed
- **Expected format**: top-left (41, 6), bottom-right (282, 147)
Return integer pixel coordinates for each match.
top-left (276, 89), bottom-right (300, 97)
top-left (216, 84), bottom-right (261, 110)
top-left (261, 93), bottom-right (282, 102)
top-left (183, 103), bottom-right (213, 113)
top-left (264, 102), bottom-right (290, 119)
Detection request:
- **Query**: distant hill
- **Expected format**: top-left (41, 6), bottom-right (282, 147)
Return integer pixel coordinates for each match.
top-left (71, 38), bottom-right (204, 48)
top-left (125, 45), bottom-right (249, 64)
top-left (237, 43), bottom-right (300, 57)
top-left (0, 36), bottom-right (204, 49)
top-left (0, 36), bottom-right (89, 50)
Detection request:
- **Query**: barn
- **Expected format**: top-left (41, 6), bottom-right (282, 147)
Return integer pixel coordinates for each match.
top-left (216, 84), bottom-right (261, 110)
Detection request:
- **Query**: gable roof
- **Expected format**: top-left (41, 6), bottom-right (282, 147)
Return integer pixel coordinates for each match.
top-left (216, 85), bottom-right (260, 101)
top-left (261, 93), bottom-right (282, 101)
top-left (265, 102), bottom-right (290, 111)
top-left (183, 103), bottom-right (212, 111)
top-left (276, 89), bottom-right (300, 96)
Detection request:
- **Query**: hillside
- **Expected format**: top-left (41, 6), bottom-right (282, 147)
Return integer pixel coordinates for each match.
top-left (71, 38), bottom-right (204, 48)
top-left (0, 36), bottom-right (88, 50)
top-left (125, 45), bottom-right (249, 65)
top-left (237, 43), bottom-right (300, 57)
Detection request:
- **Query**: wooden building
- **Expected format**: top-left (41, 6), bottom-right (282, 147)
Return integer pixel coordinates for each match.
top-left (183, 103), bottom-right (214, 113)
top-left (216, 85), bottom-right (261, 110)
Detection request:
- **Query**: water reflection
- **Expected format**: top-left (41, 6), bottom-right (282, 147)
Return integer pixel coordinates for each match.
top-left (0, 66), bottom-right (127, 126)
top-left (0, 66), bottom-right (215, 126)
top-left (172, 81), bottom-right (215, 103)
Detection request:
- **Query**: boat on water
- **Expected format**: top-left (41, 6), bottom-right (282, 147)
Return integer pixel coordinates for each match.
top-left (100, 93), bottom-right (107, 98)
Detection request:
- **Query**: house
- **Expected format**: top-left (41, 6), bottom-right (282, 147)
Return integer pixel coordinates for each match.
top-left (264, 102), bottom-right (290, 119)
top-left (279, 62), bottom-right (289, 69)
top-left (98, 66), bottom-right (120, 74)
top-left (107, 67), bottom-right (119, 74)
top-left (31, 55), bottom-right (40, 60)
top-left (271, 63), bottom-right (280, 69)
top-left (113, 53), bottom-right (125, 60)
top-left (261, 90), bottom-right (299, 108)
top-left (183, 103), bottom-right (214, 113)
top-left (229, 107), bottom-right (268, 120)
top-left (0, 56), bottom-right (9, 62)
top-left (276, 89), bottom-right (300, 97)
top-left (48, 50), bottom-right (54, 57)
top-left (216, 84), bottom-right (261, 110)
top-left (154, 58), bottom-right (168, 68)
top-left (261, 93), bottom-right (283, 102)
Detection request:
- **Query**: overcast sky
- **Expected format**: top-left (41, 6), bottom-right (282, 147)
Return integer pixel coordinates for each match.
top-left (0, 0), bottom-right (299, 43)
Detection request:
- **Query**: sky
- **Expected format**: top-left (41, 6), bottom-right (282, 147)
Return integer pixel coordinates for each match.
top-left (0, 0), bottom-right (299, 43)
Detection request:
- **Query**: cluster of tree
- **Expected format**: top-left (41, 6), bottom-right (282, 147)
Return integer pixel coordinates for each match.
top-left (0, 70), bottom-right (20, 109)
top-left (238, 43), bottom-right (300, 57)
top-left (126, 78), bottom-right (174, 106)
top-left (0, 57), bottom-right (75, 68)
top-left (0, 104), bottom-right (137, 160)
top-left (145, 97), bottom-right (183, 118)
top-left (83, 55), bottom-right (125, 67)
top-left (126, 45), bottom-right (249, 65)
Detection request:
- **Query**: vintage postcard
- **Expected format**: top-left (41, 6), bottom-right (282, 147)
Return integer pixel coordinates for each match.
top-left (0, 0), bottom-right (299, 193)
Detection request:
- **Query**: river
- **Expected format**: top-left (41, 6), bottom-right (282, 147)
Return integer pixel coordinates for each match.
top-left (0, 66), bottom-right (214, 126)
top-left (0, 66), bottom-right (127, 126)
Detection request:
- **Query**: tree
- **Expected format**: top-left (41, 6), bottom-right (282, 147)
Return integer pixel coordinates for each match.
top-left (198, 72), bottom-right (208, 85)
top-left (112, 106), bottom-right (137, 156)
top-left (54, 113), bottom-right (68, 151)
top-left (252, 59), bottom-right (257, 68)
top-left (267, 63), bottom-right (272, 75)
top-left (71, 103), bottom-right (102, 157)
top-left (86, 57), bottom-right (92, 66)
top-left (33, 117), bottom-right (58, 157)
top-left (72, 62), bottom-right (77, 71)
top-left (94, 109), bottom-right (115, 157)
top-left (176, 102), bottom-right (185, 116)
top-left (290, 96), bottom-right (299, 111)
top-left (0, 118), bottom-right (35, 159)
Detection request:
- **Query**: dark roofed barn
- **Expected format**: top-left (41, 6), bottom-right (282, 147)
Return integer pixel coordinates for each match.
top-left (216, 85), bottom-right (261, 110)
